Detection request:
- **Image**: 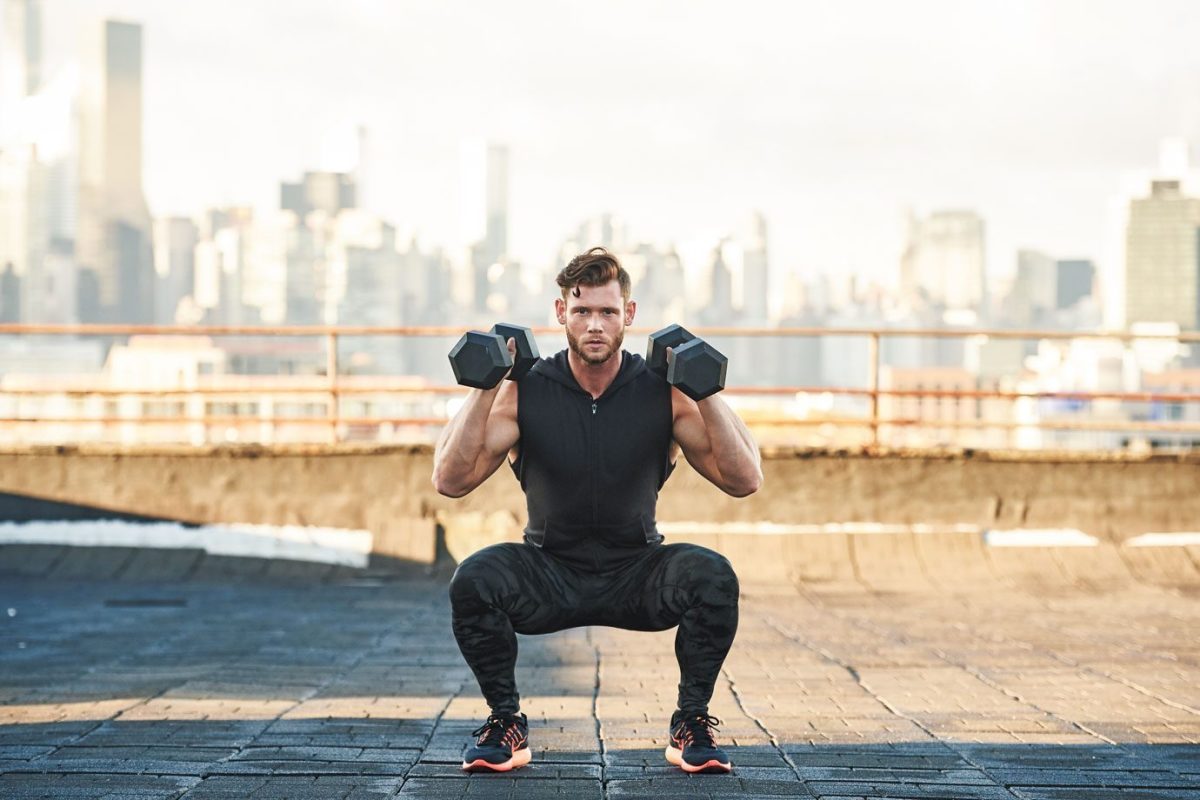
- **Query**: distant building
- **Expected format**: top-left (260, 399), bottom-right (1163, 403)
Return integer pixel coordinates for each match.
top-left (460, 141), bottom-right (509, 313)
top-left (879, 366), bottom-right (998, 448)
top-left (1, 0), bottom-right (41, 105)
top-left (739, 212), bottom-right (770, 324)
top-left (1056, 259), bottom-right (1094, 311)
top-left (0, 262), bottom-right (20, 322)
top-left (281, 171), bottom-right (356, 219)
top-left (1124, 179), bottom-right (1200, 330)
top-left (702, 240), bottom-right (735, 324)
top-left (900, 210), bottom-right (986, 314)
top-left (336, 211), bottom-right (402, 327)
top-left (153, 217), bottom-right (198, 324)
top-left (76, 19), bottom-right (153, 323)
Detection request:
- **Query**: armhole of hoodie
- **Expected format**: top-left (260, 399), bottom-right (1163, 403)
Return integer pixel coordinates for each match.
top-left (508, 380), bottom-right (527, 484)
top-left (659, 377), bottom-right (676, 488)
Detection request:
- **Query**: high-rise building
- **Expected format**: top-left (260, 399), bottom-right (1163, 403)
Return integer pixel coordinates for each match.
top-left (0, 262), bottom-right (20, 321)
top-left (485, 143), bottom-right (508, 265)
top-left (152, 217), bottom-right (198, 324)
top-left (76, 19), bottom-right (153, 322)
top-left (1125, 179), bottom-right (1200, 330)
top-left (0, 145), bottom-right (34, 320)
top-left (460, 141), bottom-right (509, 313)
top-left (1, 0), bottom-right (40, 106)
top-left (739, 212), bottom-right (769, 324)
top-left (281, 171), bottom-right (355, 219)
top-left (700, 239), bottom-right (735, 324)
top-left (1005, 249), bottom-right (1056, 327)
top-left (278, 172), bottom-right (357, 325)
top-left (899, 210), bottom-right (986, 314)
top-left (1056, 259), bottom-right (1094, 310)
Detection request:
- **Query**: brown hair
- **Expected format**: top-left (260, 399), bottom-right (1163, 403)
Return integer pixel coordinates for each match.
top-left (556, 247), bottom-right (632, 301)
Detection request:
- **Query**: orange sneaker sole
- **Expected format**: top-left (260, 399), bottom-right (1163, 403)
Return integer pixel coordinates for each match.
top-left (462, 747), bottom-right (532, 772)
top-left (665, 745), bottom-right (732, 773)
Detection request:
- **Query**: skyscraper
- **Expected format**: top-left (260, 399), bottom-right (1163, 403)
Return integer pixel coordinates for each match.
top-left (281, 171), bottom-right (356, 219)
top-left (152, 217), bottom-right (198, 324)
top-left (76, 19), bottom-right (153, 322)
top-left (739, 211), bottom-right (769, 324)
top-left (484, 143), bottom-right (508, 266)
top-left (899, 210), bottom-right (986, 315)
top-left (1, 0), bottom-right (40, 106)
top-left (460, 141), bottom-right (509, 313)
top-left (1055, 259), bottom-right (1094, 310)
top-left (1124, 179), bottom-right (1200, 330)
top-left (1006, 249), bottom-right (1057, 327)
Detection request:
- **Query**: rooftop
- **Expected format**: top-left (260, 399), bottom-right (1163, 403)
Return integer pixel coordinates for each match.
top-left (1, 547), bottom-right (1197, 798)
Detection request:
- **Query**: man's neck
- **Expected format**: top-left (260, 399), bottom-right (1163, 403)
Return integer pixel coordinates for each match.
top-left (567, 349), bottom-right (624, 400)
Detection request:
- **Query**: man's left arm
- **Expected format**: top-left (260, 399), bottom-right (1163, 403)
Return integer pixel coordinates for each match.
top-left (671, 389), bottom-right (763, 497)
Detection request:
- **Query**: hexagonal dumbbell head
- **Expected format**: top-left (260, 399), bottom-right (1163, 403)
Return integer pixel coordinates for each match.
top-left (646, 324), bottom-right (697, 378)
top-left (489, 323), bottom-right (540, 382)
top-left (666, 338), bottom-right (728, 401)
top-left (449, 331), bottom-right (513, 389)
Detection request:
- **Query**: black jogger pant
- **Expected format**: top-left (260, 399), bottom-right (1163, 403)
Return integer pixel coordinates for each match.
top-left (449, 539), bottom-right (740, 716)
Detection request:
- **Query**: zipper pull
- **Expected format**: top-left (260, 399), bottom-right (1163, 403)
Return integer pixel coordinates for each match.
top-left (591, 402), bottom-right (597, 415)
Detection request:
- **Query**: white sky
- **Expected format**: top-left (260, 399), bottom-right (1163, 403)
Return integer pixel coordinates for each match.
top-left (26, 0), bottom-right (1200, 290)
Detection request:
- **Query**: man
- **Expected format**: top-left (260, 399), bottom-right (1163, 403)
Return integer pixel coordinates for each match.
top-left (432, 247), bottom-right (762, 774)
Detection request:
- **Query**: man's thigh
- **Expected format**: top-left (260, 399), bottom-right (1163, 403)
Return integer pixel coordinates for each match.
top-left (452, 542), bottom-right (590, 635)
top-left (592, 543), bottom-right (731, 632)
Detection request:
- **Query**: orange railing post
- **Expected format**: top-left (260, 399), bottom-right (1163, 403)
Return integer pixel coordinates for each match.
top-left (326, 331), bottom-right (339, 444)
top-left (867, 331), bottom-right (880, 448)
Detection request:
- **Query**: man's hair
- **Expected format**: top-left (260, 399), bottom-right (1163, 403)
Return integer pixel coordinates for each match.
top-left (556, 247), bottom-right (632, 301)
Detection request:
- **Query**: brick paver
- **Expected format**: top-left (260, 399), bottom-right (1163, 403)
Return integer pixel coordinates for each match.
top-left (1, 555), bottom-right (1198, 798)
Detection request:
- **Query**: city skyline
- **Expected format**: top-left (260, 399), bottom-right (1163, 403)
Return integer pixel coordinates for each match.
top-left (12, 0), bottom-right (1200, 296)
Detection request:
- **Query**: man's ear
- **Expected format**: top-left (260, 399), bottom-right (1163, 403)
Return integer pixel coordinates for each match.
top-left (625, 299), bottom-right (637, 325)
top-left (554, 297), bottom-right (566, 325)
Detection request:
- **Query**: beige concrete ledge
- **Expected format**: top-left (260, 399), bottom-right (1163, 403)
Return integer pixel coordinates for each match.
top-left (0, 445), bottom-right (1197, 587)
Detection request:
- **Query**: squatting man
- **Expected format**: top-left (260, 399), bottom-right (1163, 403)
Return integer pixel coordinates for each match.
top-left (432, 247), bottom-right (762, 774)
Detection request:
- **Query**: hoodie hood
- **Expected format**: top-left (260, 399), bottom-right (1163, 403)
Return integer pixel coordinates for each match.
top-left (531, 348), bottom-right (650, 399)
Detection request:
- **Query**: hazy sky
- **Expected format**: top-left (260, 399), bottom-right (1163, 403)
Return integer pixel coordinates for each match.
top-left (29, 0), bottom-right (1200, 290)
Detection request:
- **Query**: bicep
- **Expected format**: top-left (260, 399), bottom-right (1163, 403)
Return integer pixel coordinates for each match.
top-left (475, 383), bottom-right (520, 480)
top-left (671, 391), bottom-right (724, 486)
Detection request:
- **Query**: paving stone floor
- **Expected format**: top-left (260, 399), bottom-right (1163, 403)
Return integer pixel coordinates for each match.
top-left (1, 565), bottom-right (1198, 798)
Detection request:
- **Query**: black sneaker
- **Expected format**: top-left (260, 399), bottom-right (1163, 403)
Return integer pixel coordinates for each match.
top-left (665, 710), bottom-right (732, 773)
top-left (461, 712), bottom-right (531, 772)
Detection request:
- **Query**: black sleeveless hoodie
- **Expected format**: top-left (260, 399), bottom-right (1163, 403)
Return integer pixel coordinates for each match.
top-left (509, 348), bottom-right (676, 556)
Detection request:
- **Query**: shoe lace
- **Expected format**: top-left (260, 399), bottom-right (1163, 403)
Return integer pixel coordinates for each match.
top-left (678, 713), bottom-right (721, 748)
top-left (472, 714), bottom-right (521, 747)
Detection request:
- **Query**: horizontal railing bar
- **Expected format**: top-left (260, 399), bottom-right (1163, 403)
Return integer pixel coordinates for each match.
top-left (2, 416), bottom-right (1198, 433)
top-left (1, 385), bottom-right (1196, 402)
top-left (0, 417), bottom-right (449, 426)
top-left (0, 322), bottom-right (1197, 342)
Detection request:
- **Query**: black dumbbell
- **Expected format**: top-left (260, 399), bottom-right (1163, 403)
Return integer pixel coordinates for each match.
top-left (646, 324), bottom-right (728, 401)
top-left (448, 323), bottom-right (539, 390)
top-left (646, 324), bottom-right (695, 377)
top-left (490, 323), bottom-right (540, 381)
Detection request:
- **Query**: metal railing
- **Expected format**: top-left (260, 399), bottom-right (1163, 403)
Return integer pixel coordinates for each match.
top-left (1, 322), bottom-right (1198, 450)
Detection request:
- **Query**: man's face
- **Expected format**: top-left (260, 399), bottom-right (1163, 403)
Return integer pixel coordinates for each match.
top-left (555, 281), bottom-right (636, 366)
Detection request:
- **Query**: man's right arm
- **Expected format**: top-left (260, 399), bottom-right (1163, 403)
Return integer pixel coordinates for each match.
top-left (431, 361), bottom-right (520, 498)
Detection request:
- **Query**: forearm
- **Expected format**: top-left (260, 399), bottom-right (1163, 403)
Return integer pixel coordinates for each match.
top-left (433, 386), bottom-right (500, 492)
top-left (697, 396), bottom-right (762, 492)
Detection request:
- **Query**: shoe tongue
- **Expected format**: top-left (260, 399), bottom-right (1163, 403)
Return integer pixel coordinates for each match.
top-left (686, 715), bottom-right (716, 744)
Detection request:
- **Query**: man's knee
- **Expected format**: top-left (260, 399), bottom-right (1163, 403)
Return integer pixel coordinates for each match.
top-left (669, 545), bottom-right (740, 604)
top-left (449, 544), bottom-right (518, 611)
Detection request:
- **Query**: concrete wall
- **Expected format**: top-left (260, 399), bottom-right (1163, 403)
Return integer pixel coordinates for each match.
top-left (1, 445), bottom-right (1197, 586)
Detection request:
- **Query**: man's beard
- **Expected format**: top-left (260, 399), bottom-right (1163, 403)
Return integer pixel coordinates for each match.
top-left (567, 326), bottom-right (624, 365)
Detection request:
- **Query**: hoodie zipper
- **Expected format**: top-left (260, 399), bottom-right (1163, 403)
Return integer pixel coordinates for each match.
top-left (590, 400), bottom-right (598, 524)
